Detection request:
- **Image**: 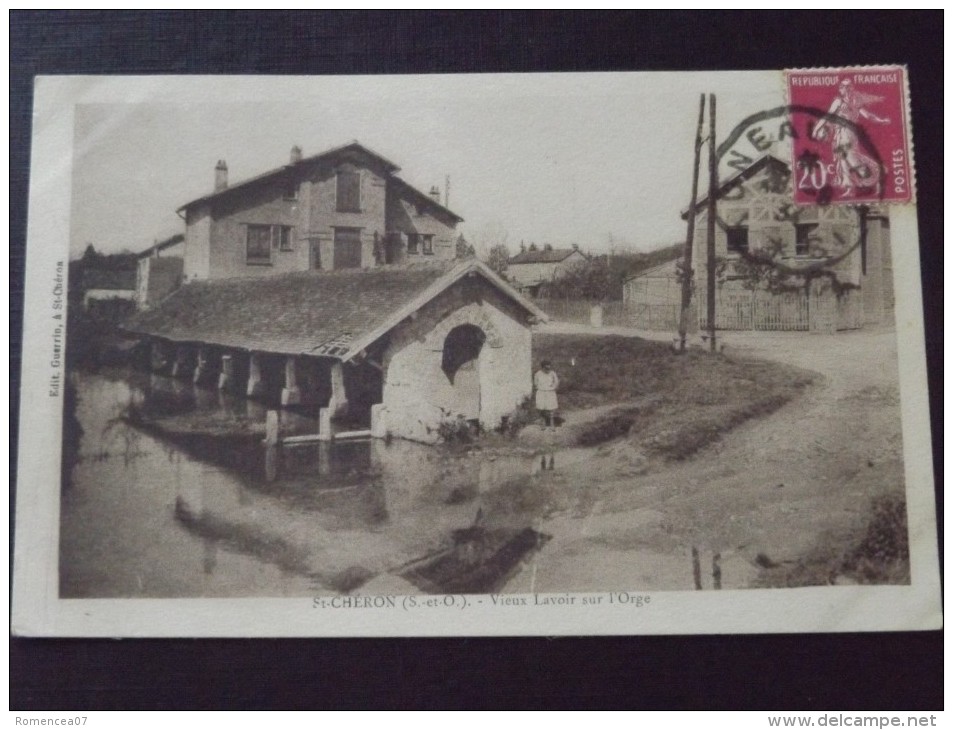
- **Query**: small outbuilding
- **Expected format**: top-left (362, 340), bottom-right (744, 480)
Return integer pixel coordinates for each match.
top-left (124, 259), bottom-right (547, 443)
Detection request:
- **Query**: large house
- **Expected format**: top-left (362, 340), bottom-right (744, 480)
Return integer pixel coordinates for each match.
top-left (178, 141), bottom-right (463, 281)
top-left (624, 154), bottom-right (893, 332)
top-left (505, 247), bottom-right (588, 296)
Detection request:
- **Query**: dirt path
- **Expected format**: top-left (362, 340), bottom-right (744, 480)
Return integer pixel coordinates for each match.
top-left (511, 324), bottom-right (905, 592)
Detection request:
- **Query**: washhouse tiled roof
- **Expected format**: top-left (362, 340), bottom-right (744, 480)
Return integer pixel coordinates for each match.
top-left (123, 259), bottom-right (547, 361)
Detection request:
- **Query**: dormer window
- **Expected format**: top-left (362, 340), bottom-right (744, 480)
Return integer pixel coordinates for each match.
top-left (282, 180), bottom-right (298, 201)
top-left (336, 170), bottom-right (361, 213)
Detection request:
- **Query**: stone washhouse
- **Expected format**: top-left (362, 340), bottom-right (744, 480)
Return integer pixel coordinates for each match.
top-left (124, 259), bottom-right (547, 443)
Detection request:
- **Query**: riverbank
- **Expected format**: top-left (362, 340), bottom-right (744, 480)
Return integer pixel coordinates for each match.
top-left (517, 326), bottom-right (909, 591)
top-left (519, 333), bottom-right (816, 458)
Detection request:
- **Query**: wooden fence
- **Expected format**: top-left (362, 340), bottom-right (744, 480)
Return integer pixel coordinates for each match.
top-left (536, 289), bottom-right (863, 333)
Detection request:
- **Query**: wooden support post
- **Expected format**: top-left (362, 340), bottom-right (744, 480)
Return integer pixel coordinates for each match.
top-left (247, 352), bottom-right (264, 398)
top-left (172, 345), bottom-right (194, 379)
top-left (264, 410), bottom-right (280, 446)
top-left (706, 94), bottom-right (718, 352)
top-left (218, 354), bottom-right (234, 390)
top-left (327, 361), bottom-right (348, 418)
top-left (281, 357), bottom-right (301, 406)
top-left (318, 440), bottom-right (331, 476)
top-left (150, 340), bottom-right (168, 373)
top-left (370, 403), bottom-right (386, 439)
top-left (317, 408), bottom-right (332, 441)
top-left (264, 444), bottom-right (279, 482)
top-left (678, 93), bottom-right (706, 352)
top-left (193, 346), bottom-right (211, 385)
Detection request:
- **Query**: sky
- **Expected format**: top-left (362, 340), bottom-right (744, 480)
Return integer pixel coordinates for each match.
top-left (65, 72), bottom-right (783, 259)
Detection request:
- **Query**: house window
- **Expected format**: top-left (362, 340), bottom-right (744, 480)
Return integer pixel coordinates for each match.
top-left (336, 170), bottom-right (361, 213)
top-left (276, 225), bottom-right (294, 251)
top-left (726, 226), bottom-right (749, 255)
top-left (795, 223), bottom-right (818, 256)
top-left (246, 225), bottom-right (294, 264)
top-left (407, 233), bottom-right (432, 255)
top-left (282, 180), bottom-right (298, 200)
top-left (246, 225), bottom-right (273, 265)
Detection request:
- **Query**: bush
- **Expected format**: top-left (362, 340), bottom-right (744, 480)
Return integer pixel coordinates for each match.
top-left (499, 397), bottom-right (536, 437)
top-left (437, 414), bottom-right (478, 444)
top-left (843, 492), bottom-right (909, 582)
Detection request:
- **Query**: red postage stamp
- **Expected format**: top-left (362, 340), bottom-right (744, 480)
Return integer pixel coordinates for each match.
top-left (786, 66), bottom-right (913, 205)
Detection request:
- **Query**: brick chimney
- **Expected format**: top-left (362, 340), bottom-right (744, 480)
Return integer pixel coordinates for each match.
top-left (214, 160), bottom-right (228, 192)
top-left (429, 185), bottom-right (441, 203)
top-left (290, 145), bottom-right (302, 164)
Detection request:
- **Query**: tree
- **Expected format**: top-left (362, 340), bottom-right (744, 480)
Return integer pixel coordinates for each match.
top-left (474, 220), bottom-right (511, 275)
top-left (485, 244), bottom-right (511, 277)
top-left (81, 243), bottom-right (101, 265)
top-left (454, 233), bottom-right (475, 259)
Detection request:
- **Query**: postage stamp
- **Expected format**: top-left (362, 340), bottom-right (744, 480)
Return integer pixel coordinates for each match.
top-left (785, 66), bottom-right (913, 205)
top-left (11, 71), bottom-right (941, 637)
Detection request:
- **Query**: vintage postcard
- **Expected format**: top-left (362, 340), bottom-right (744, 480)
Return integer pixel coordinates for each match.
top-left (11, 71), bottom-right (941, 636)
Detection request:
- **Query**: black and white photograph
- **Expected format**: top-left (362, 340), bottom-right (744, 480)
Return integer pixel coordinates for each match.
top-left (11, 69), bottom-right (940, 637)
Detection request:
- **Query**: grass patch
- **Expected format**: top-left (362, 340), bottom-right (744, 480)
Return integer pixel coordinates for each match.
top-left (533, 334), bottom-right (815, 457)
top-left (755, 492), bottom-right (910, 587)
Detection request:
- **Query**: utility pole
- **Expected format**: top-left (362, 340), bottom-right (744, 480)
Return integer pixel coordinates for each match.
top-left (678, 94), bottom-right (706, 352)
top-left (706, 94), bottom-right (718, 352)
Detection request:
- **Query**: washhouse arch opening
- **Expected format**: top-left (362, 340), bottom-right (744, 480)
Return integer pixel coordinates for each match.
top-left (441, 324), bottom-right (486, 421)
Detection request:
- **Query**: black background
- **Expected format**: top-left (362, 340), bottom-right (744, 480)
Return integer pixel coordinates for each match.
top-left (10, 11), bottom-right (943, 710)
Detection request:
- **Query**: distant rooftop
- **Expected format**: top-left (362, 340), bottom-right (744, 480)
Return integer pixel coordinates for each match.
top-left (137, 233), bottom-right (184, 259)
top-left (508, 248), bottom-right (585, 265)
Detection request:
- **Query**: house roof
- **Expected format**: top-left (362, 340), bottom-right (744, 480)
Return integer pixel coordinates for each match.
top-left (623, 258), bottom-right (680, 282)
top-left (122, 259), bottom-right (547, 361)
top-left (137, 233), bottom-right (185, 259)
top-left (508, 248), bottom-right (585, 265)
top-left (82, 268), bottom-right (137, 291)
top-left (177, 140), bottom-right (463, 223)
top-left (388, 176), bottom-right (464, 224)
top-left (681, 154), bottom-right (790, 219)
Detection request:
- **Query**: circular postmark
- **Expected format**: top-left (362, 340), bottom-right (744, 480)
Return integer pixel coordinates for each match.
top-left (702, 104), bottom-right (885, 294)
top-left (717, 104), bottom-right (886, 206)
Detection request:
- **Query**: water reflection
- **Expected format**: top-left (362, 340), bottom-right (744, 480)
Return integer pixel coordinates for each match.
top-left (61, 369), bottom-right (555, 598)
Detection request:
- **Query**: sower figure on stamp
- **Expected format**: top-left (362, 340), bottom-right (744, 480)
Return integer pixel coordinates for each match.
top-left (534, 360), bottom-right (559, 430)
top-left (812, 78), bottom-right (890, 197)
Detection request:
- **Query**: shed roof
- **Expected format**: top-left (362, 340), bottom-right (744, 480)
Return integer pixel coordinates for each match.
top-left (623, 258), bottom-right (680, 282)
top-left (137, 233), bottom-right (185, 259)
top-left (123, 259), bottom-right (546, 361)
top-left (508, 248), bottom-right (585, 265)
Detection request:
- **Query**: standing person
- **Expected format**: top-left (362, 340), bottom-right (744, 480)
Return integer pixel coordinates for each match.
top-left (534, 360), bottom-right (559, 430)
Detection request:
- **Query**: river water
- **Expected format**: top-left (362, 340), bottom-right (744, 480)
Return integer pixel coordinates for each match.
top-left (60, 369), bottom-right (556, 598)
